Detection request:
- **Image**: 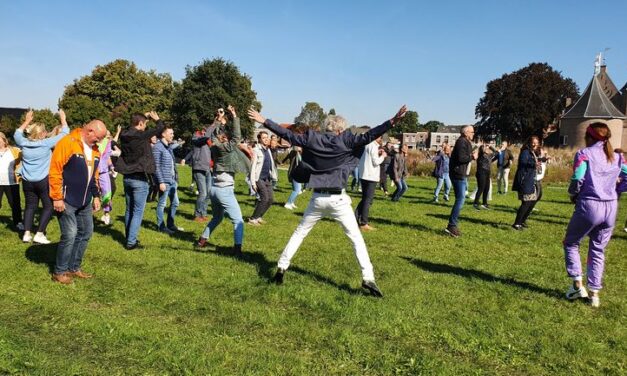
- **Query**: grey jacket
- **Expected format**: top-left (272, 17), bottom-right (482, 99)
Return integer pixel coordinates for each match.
top-left (191, 124), bottom-right (216, 172)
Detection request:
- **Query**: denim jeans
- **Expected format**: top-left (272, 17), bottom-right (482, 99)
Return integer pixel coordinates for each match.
top-left (286, 181), bottom-right (302, 205)
top-left (193, 170), bottom-right (212, 217)
top-left (55, 202), bottom-right (93, 274)
top-left (448, 178), bottom-right (467, 227)
top-left (123, 176), bottom-right (149, 246)
top-left (433, 172), bottom-right (451, 200)
top-left (391, 178), bottom-right (408, 201)
top-left (156, 181), bottom-right (179, 230)
top-left (201, 185), bottom-right (244, 245)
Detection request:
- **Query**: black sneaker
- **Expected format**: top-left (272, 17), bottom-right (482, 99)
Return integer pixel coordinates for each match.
top-left (444, 225), bottom-right (461, 238)
top-left (362, 280), bottom-right (384, 298)
top-left (159, 226), bottom-right (175, 235)
top-left (272, 268), bottom-right (285, 284)
top-left (481, 204), bottom-right (490, 210)
top-left (473, 204), bottom-right (481, 211)
top-left (512, 224), bottom-right (523, 231)
top-left (233, 244), bottom-right (243, 257)
top-left (124, 242), bottom-right (144, 250)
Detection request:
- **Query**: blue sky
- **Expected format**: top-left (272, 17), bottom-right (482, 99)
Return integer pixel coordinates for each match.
top-left (1, 0), bottom-right (626, 126)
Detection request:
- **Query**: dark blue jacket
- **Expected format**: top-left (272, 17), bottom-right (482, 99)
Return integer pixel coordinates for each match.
top-left (263, 120), bottom-right (393, 189)
top-left (512, 149), bottom-right (536, 194)
top-left (432, 151), bottom-right (449, 178)
top-left (153, 140), bottom-right (178, 184)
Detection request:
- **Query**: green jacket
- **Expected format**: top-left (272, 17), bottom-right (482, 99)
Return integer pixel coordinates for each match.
top-left (211, 118), bottom-right (250, 174)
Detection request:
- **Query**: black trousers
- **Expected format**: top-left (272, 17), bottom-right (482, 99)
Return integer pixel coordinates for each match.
top-left (356, 179), bottom-right (377, 225)
top-left (474, 171), bottom-right (491, 206)
top-left (514, 182), bottom-right (543, 225)
top-left (22, 177), bottom-right (53, 233)
top-left (0, 184), bottom-right (22, 226)
top-left (252, 179), bottom-right (274, 219)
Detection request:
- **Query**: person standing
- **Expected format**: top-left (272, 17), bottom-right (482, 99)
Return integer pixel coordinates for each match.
top-left (195, 105), bottom-right (250, 255)
top-left (282, 146), bottom-right (303, 210)
top-left (512, 136), bottom-right (546, 229)
top-left (496, 141), bottom-right (514, 194)
top-left (445, 125), bottom-right (477, 238)
top-left (49, 120), bottom-right (107, 284)
top-left (0, 131), bottom-right (23, 230)
top-left (432, 143), bottom-right (451, 202)
top-left (355, 137), bottom-right (386, 230)
top-left (562, 123), bottom-right (627, 307)
top-left (153, 125), bottom-right (182, 235)
top-left (115, 111), bottom-right (164, 250)
top-left (390, 144), bottom-right (409, 202)
top-left (249, 131), bottom-right (277, 225)
top-left (97, 132), bottom-right (115, 225)
top-left (191, 124), bottom-right (215, 222)
top-left (14, 109), bottom-right (70, 244)
top-left (248, 105), bottom-right (408, 298)
top-left (379, 142), bottom-right (393, 195)
top-left (473, 142), bottom-right (497, 210)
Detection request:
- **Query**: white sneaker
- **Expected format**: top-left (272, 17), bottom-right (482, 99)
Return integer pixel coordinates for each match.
top-left (17, 222), bottom-right (24, 231)
top-left (565, 285), bottom-right (589, 300)
top-left (33, 232), bottom-right (51, 245)
top-left (284, 203), bottom-right (295, 210)
top-left (100, 214), bottom-right (111, 225)
top-left (22, 232), bottom-right (33, 243)
top-left (590, 295), bottom-right (600, 308)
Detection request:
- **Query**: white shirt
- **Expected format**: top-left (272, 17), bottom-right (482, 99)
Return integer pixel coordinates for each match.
top-left (358, 141), bottom-right (385, 182)
top-left (0, 149), bottom-right (17, 185)
top-left (83, 141), bottom-right (94, 181)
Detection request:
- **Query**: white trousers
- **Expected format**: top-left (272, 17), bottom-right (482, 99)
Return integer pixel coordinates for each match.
top-left (277, 191), bottom-right (375, 281)
top-left (496, 167), bottom-right (510, 193)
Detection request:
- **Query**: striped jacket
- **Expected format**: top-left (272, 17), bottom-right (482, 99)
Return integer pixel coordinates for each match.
top-left (49, 128), bottom-right (101, 208)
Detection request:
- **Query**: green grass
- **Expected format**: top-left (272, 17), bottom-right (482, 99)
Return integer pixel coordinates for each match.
top-left (0, 167), bottom-right (625, 375)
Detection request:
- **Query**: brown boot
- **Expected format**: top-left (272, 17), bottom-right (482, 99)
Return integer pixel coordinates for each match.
top-left (69, 270), bottom-right (93, 279)
top-left (52, 273), bottom-right (73, 284)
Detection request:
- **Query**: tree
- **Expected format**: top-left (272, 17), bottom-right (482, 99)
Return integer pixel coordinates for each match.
top-left (328, 108), bottom-right (336, 115)
top-left (0, 115), bottom-right (19, 138)
top-left (171, 58), bottom-right (260, 139)
top-left (294, 102), bottom-right (326, 130)
top-left (421, 120), bottom-right (444, 133)
top-left (475, 62), bottom-right (579, 142)
top-left (390, 110), bottom-right (419, 137)
top-left (59, 59), bottom-right (175, 129)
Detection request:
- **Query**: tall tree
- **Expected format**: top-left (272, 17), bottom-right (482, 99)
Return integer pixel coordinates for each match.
top-left (294, 102), bottom-right (326, 130)
top-left (390, 110), bottom-right (419, 137)
top-left (171, 58), bottom-right (260, 139)
top-left (421, 120), bottom-right (444, 133)
top-left (475, 62), bottom-right (579, 142)
top-left (59, 59), bottom-right (175, 129)
top-left (328, 108), bottom-right (336, 115)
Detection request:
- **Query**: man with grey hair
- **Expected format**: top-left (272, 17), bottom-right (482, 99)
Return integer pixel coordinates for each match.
top-left (445, 125), bottom-right (477, 238)
top-left (248, 106), bottom-right (407, 297)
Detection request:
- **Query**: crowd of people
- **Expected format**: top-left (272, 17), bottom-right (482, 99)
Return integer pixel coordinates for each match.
top-left (0, 105), bottom-right (625, 306)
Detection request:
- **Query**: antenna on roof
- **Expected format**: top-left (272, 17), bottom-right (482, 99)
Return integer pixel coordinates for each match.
top-left (594, 48), bottom-right (611, 75)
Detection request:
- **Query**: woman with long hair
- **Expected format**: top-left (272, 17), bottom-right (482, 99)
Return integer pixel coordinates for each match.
top-left (14, 110), bottom-right (70, 244)
top-left (0, 131), bottom-right (23, 230)
top-left (563, 123), bottom-right (627, 307)
top-left (512, 135), bottom-right (546, 229)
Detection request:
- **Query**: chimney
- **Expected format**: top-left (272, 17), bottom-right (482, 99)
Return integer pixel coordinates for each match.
top-left (600, 65), bottom-right (607, 74)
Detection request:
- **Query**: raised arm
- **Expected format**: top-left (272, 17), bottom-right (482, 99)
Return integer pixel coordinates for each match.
top-left (352, 105), bottom-right (407, 147)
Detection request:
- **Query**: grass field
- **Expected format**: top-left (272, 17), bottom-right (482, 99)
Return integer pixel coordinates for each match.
top-left (0, 167), bottom-right (625, 375)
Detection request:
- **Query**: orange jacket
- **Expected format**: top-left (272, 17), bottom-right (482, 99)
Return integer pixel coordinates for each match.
top-left (49, 128), bottom-right (101, 207)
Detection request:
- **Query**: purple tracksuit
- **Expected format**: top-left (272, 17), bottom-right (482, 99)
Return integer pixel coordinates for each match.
top-left (563, 142), bottom-right (627, 291)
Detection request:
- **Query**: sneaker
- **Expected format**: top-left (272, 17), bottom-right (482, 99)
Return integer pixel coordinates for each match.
top-left (444, 225), bottom-right (461, 238)
top-left (432, 198), bottom-right (439, 203)
top-left (100, 214), bottom-right (111, 225)
top-left (473, 204), bottom-right (481, 211)
top-left (444, 196), bottom-right (450, 202)
top-left (481, 204), bottom-right (490, 210)
top-left (168, 226), bottom-right (184, 232)
top-left (257, 218), bottom-right (267, 225)
top-left (16, 222), bottom-right (24, 231)
top-left (22, 232), bottom-right (33, 243)
top-left (159, 227), bottom-right (175, 235)
top-left (512, 224), bottom-right (523, 231)
top-left (272, 268), bottom-right (285, 284)
top-left (194, 237), bottom-right (209, 248)
top-left (565, 284), bottom-right (589, 300)
top-left (362, 280), bottom-right (383, 298)
top-left (233, 244), bottom-right (243, 257)
top-left (248, 218), bottom-right (261, 226)
top-left (124, 242), bottom-right (144, 250)
top-left (33, 232), bottom-right (51, 244)
top-left (589, 294), bottom-right (600, 308)
top-left (360, 224), bottom-right (376, 231)
top-left (284, 203), bottom-right (295, 210)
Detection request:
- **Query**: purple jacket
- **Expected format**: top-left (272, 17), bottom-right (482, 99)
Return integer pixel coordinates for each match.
top-left (568, 141), bottom-right (627, 201)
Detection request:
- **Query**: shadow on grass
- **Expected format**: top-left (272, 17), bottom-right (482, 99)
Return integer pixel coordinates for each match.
top-left (401, 256), bottom-right (563, 299)
top-left (25, 243), bottom-right (57, 274)
top-left (193, 245), bottom-right (364, 296)
top-left (368, 216), bottom-right (443, 234)
top-left (426, 213), bottom-right (510, 229)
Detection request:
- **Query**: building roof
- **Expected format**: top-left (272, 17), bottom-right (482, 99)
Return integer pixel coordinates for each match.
top-left (434, 125), bottom-right (464, 134)
top-left (0, 107), bottom-right (28, 119)
top-left (562, 72), bottom-right (626, 119)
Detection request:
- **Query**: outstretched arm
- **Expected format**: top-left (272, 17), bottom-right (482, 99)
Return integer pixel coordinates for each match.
top-left (352, 105), bottom-right (407, 147)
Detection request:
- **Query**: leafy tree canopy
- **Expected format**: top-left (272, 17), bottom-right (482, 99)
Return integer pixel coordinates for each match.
top-left (59, 59), bottom-right (175, 130)
top-left (171, 58), bottom-right (260, 139)
top-left (421, 120), bottom-right (444, 133)
top-left (294, 102), bottom-right (326, 130)
top-left (475, 62), bottom-right (579, 143)
top-left (390, 110), bottom-right (419, 137)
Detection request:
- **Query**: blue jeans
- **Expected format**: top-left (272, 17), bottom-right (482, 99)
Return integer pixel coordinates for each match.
top-left (55, 202), bottom-right (93, 274)
top-left (201, 185), bottom-right (244, 245)
top-left (287, 181), bottom-right (302, 205)
top-left (123, 176), bottom-right (149, 246)
top-left (448, 178), bottom-right (468, 228)
top-left (391, 178), bottom-right (408, 201)
top-left (434, 172), bottom-right (451, 200)
top-left (156, 181), bottom-right (179, 230)
top-left (193, 170), bottom-right (212, 217)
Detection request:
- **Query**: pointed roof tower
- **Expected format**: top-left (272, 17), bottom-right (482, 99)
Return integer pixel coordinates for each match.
top-left (562, 56), bottom-right (625, 119)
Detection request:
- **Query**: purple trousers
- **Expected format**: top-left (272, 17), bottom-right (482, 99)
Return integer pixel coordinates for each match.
top-left (563, 199), bottom-right (617, 291)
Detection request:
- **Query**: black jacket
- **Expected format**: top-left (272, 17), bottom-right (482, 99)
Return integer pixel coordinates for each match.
top-left (115, 121), bottom-right (165, 175)
top-left (449, 137), bottom-right (473, 180)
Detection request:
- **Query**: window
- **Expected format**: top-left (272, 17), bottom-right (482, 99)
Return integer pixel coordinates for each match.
top-left (436, 135), bottom-right (441, 144)
top-left (560, 135), bottom-right (568, 146)
top-left (444, 136), bottom-right (449, 144)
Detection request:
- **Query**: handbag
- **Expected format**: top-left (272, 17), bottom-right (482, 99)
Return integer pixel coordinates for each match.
top-left (289, 159), bottom-right (313, 183)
